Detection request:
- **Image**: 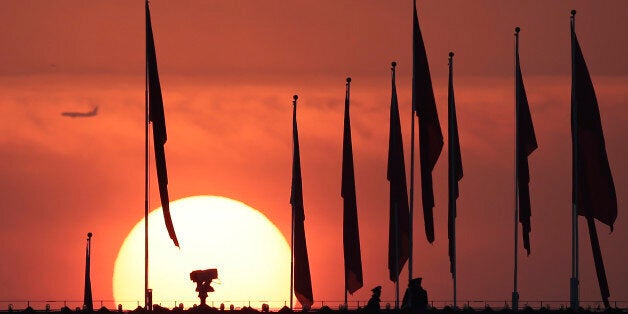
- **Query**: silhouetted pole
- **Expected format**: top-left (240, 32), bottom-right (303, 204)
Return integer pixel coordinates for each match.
top-left (394, 203), bottom-right (400, 310)
top-left (290, 95), bottom-right (298, 311)
top-left (569, 10), bottom-right (580, 310)
top-left (408, 0), bottom-right (417, 285)
top-left (344, 280), bottom-right (347, 309)
top-left (144, 0), bottom-right (150, 310)
top-left (512, 26), bottom-right (521, 312)
top-left (448, 52), bottom-right (457, 309)
top-left (84, 232), bottom-right (93, 312)
top-left (392, 62), bottom-right (401, 310)
top-left (344, 78), bottom-right (350, 311)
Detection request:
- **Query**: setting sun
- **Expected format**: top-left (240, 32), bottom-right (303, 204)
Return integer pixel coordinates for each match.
top-left (113, 196), bottom-right (291, 310)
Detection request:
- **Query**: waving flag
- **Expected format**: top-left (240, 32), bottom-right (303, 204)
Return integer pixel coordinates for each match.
top-left (342, 78), bottom-right (364, 294)
top-left (571, 12), bottom-right (616, 308)
top-left (388, 63), bottom-right (410, 282)
top-left (147, 2), bottom-right (178, 247)
top-left (447, 53), bottom-right (463, 275)
top-left (290, 96), bottom-right (314, 308)
top-left (515, 29), bottom-right (538, 255)
top-left (413, 2), bottom-right (443, 243)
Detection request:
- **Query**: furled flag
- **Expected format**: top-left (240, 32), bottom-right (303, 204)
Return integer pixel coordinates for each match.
top-left (147, 2), bottom-right (178, 247)
top-left (571, 11), bottom-right (616, 307)
top-left (413, 1), bottom-right (443, 244)
top-left (341, 78), bottom-right (364, 294)
top-left (515, 28), bottom-right (538, 256)
top-left (447, 53), bottom-right (463, 276)
top-left (388, 63), bottom-right (410, 282)
top-left (290, 96), bottom-right (314, 308)
top-left (83, 233), bottom-right (93, 312)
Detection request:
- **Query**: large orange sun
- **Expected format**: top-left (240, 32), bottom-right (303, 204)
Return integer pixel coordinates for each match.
top-left (113, 195), bottom-right (291, 310)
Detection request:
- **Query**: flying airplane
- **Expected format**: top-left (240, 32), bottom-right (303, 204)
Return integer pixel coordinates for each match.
top-left (61, 106), bottom-right (98, 118)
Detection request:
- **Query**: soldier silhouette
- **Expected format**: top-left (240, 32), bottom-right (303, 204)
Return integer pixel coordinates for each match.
top-left (365, 286), bottom-right (382, 312)
top-left (402, 278), bottom-right (428, 314)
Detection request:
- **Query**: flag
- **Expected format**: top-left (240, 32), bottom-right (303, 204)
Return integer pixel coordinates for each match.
top-left (413, 1), bottom-right (443, 244)
top-left (147, 2), bottom-right (178, 247)
top-left (341, 79), bottom-right (364, 294)
top-left (571, 20), bottom-right (617, 230)
top-left (515, 31), bottom-right (538, 256)
top-left (571, 15), bottom-right (616, 307)
top-left (83, 235), bottom-right (93, 312)
top-left (290, 96), bottom-right (314, 308)
top-left (388, 64), bottom-right (410, 282)
top-left (447, 53), bottom-right (463, 276)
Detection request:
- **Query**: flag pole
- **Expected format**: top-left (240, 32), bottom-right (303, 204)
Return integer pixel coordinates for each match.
top-left (408, 0), bottom-right (416, 286)
top-left (394, 203), bottom-right (400, 310)
top-left (569, 10), bottom-right (580, 310)
top-left (512, 26), bottom-right (521, 312)
top-left (290, 95), bottom-right (298, 311)
top-left (84, 232), bottom-right (93, 312)
top-left (144, 0), bottom-right (150, 310)
top-left (391, 61), bottom-right (401, 310)
top-left (448, 51), bottom-right (457, 309)
top-left (342, 77), bottom-right (355, 311)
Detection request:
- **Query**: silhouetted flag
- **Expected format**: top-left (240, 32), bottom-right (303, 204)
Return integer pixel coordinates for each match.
top-left (447, 53), bottom-right (463, 276)
top-left (571, 14), bottom-right (616, 307)
top-left (290, 96), bottom-right (314, 308)
top-left (388, 63), bottom-right (410, 282)
top-left (147, 2), bottom-right (178, 247)
top-left (571, 20), bottom-right (617, 231)
top-left (83, 237), bottom-right (93, 312)
top-left (515, 31), bottom-right (537, 256)
top-left (341, 79), bottom-right (364, 294)
top-left (413, 2), bottom-right (442, 243)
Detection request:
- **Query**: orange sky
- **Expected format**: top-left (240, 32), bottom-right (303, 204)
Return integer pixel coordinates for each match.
top-left (1, 0), bottom-right (627, 309)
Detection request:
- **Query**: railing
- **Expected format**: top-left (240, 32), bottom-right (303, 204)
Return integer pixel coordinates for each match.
top-left (0, 299), bottom-right (626, 312)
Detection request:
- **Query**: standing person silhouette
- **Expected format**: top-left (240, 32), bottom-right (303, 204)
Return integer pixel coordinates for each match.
top-left (402, 278), bottom-right (428, 313)
top-left (366, 286), bottom-right (382, 312)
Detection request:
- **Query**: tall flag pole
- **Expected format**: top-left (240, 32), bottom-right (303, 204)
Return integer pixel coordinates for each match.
top-left (388, 62), bottom-right (410, 309)
top-left (408, 1), bottom-right (417, 284)
top-left (83, 232), bottom-right (93, 312)
top-left (146, 1), bottom-right (180, 308)
top-left (513, 26), bottom-right (538, 311)
top-left (144, 1), bottom-right (150, 308)
top-left (447, 52), bottom-right (463, 308)
top-left (290, 95), bottom-right (314, 310)
top-left (413, 0), bottom-right (443, 248)
top-left (570, 10), bottom-right (617, 309)
top-left (342, 78), bottom-right (364, 308)
top-left (569, 11), bottom-right (579, 308)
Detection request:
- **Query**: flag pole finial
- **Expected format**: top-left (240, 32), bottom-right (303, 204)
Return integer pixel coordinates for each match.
top-left (87, 232), bottom-right (92, 239)
top-left (571, 10), bottom-right (577, 16)
top-left (449, 51), bottom-right (454, 58)
top-left (293, 95), bottom-right (298, 101)
top-left (515, 27), bottom-right (521, 35)
top-left (391, 61), bottom-right (397, 68)
top-left (346, 77), bottom-right (351, 83)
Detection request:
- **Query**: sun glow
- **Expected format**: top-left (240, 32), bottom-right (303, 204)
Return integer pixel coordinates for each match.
top-left (113, 196), bottom-right (291, 309)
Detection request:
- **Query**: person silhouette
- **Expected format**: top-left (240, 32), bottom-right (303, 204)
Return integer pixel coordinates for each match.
top-left (365, 286), bottom-right (382, 312)
top-left (401, 278), bottom-right (428, 314)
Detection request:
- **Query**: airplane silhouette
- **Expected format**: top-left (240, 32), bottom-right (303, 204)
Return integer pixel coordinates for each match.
top-left (61, 106), bottom-right (98, 118)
